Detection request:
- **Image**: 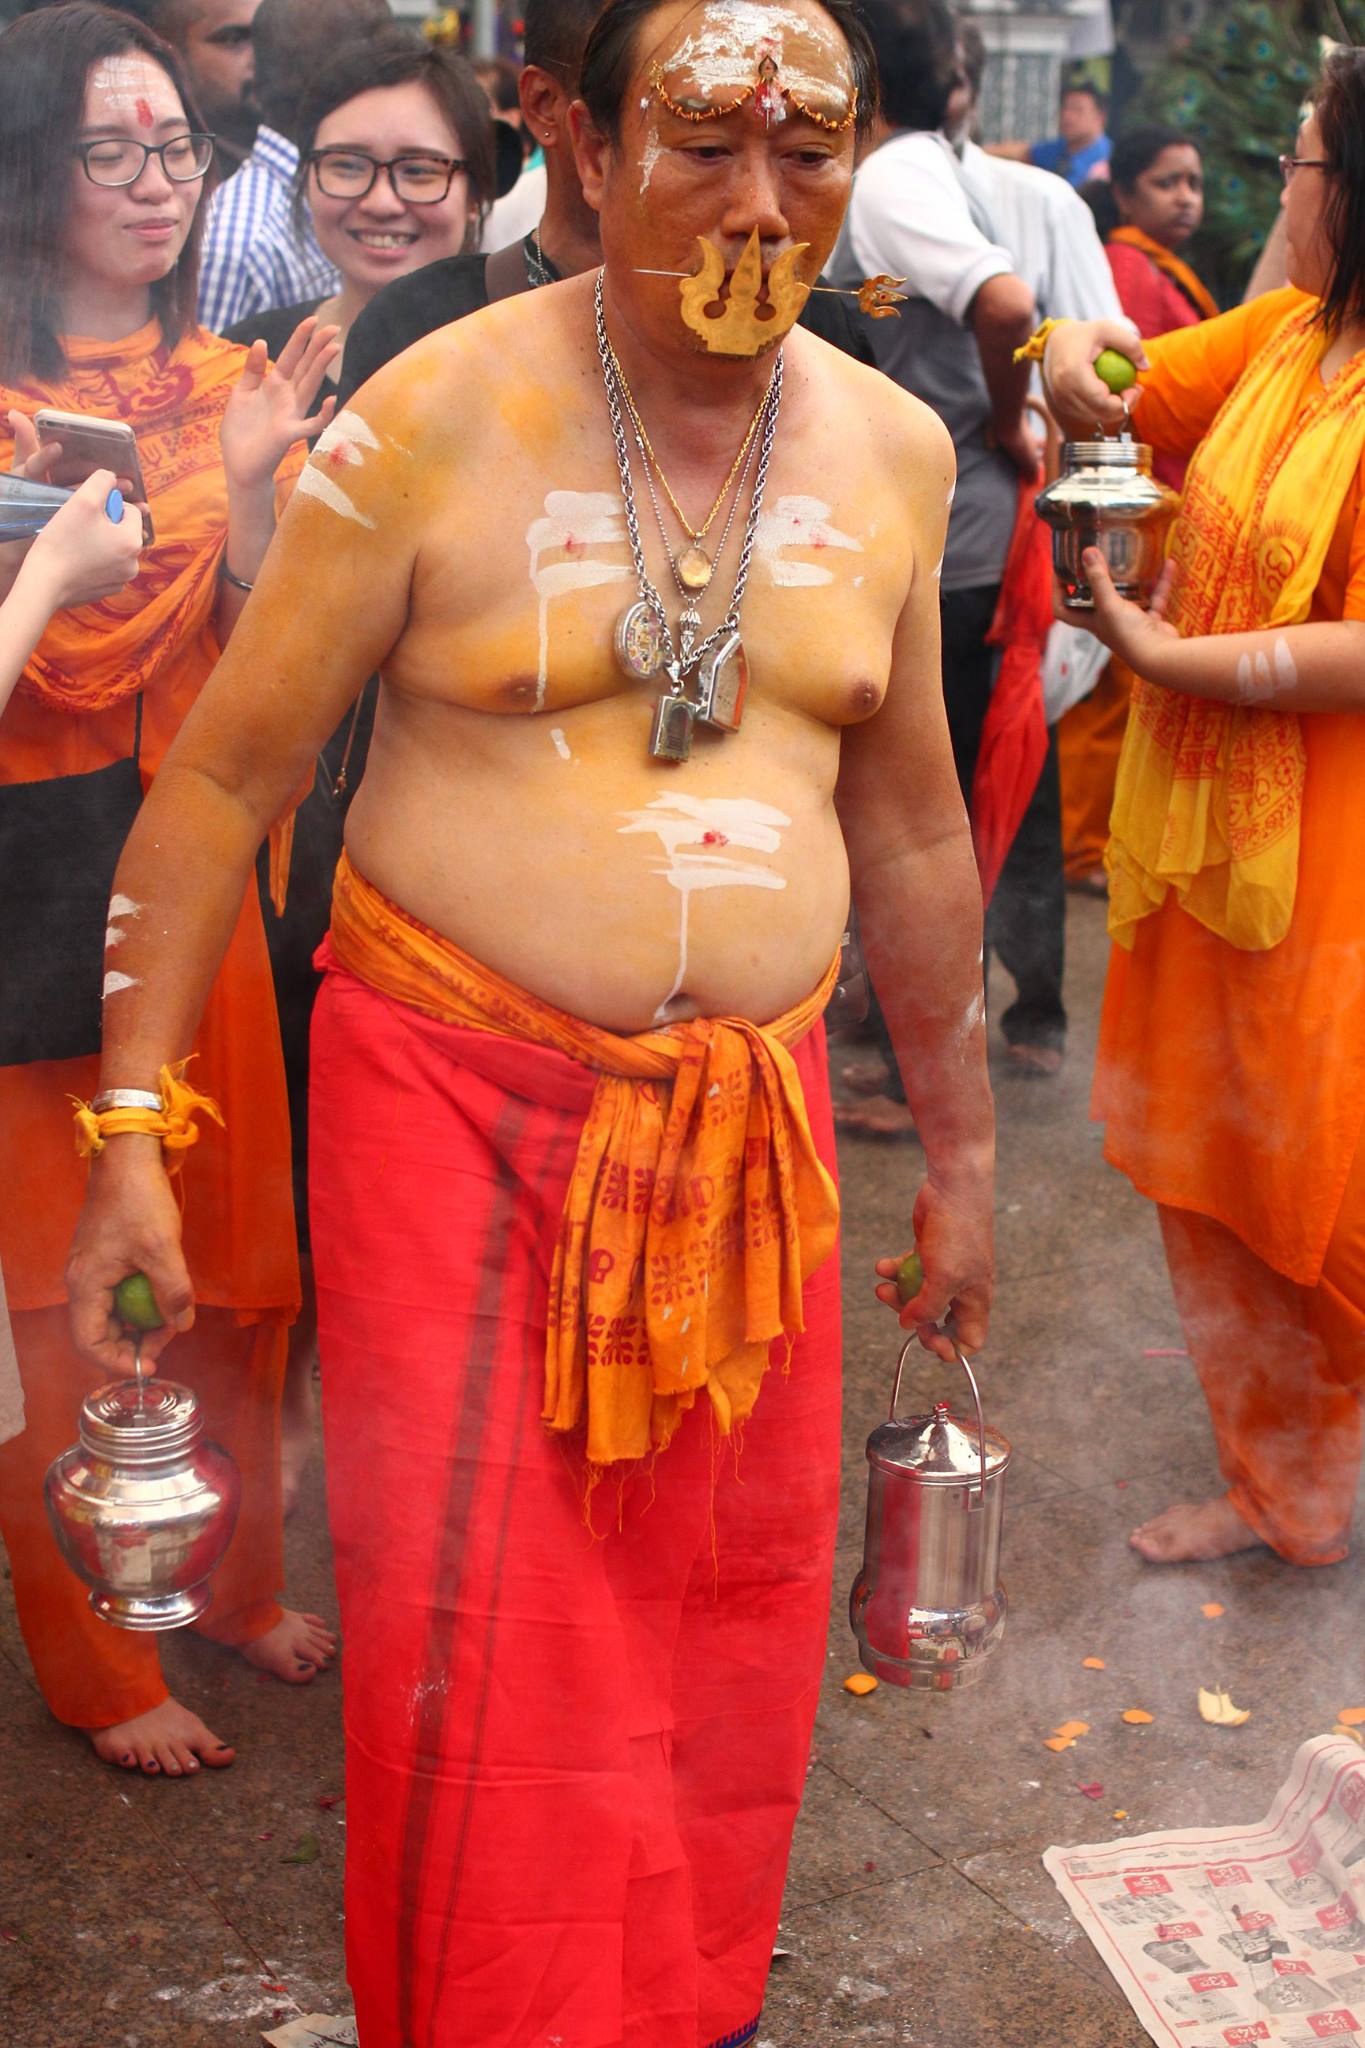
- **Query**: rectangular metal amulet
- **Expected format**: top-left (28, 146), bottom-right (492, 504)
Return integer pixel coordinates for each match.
top-left (650, 693), bottom-right (695, 762)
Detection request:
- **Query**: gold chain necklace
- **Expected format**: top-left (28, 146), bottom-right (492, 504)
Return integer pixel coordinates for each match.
top-left (606, 345), bottom-right (772, 592)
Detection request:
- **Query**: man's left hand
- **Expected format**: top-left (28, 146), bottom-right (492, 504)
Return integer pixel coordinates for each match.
top-left (874, 1171), bottom-right (994, 1362)
top-left (1061, 547), bottom-right (1179, 680)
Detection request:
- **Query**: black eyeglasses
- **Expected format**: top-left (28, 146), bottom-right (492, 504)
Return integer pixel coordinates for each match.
top-left (1279, 154), bottom-right (1331, 186)
top-left (307, 148), bottom-right (468, 204)
top-left (73, 132), bottom-right (216, 187)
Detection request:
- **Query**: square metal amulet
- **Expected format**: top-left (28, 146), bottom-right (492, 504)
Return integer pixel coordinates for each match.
top-left (650, 694), bottom-right (695, 762)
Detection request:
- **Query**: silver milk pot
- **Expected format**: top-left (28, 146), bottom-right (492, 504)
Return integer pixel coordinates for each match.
top-left (1035, 436), bottom-right (1180, 610)
top-left (45, 1364), bottom-right (241, 1631)
top-left (850, 1341), bottom-right (1010, 1692)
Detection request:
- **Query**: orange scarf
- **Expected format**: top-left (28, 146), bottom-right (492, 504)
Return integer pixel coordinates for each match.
top-left (1109, 225), bottom-right (1219, 322)
top-left (329, 853), bottom-right (841, 1469)
top-left (1109, 300), bottom-right (1365, 950)
top-left (0, 321), bottom-right (248, 715)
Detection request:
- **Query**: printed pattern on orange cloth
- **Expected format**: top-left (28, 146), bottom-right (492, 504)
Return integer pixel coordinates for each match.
top-left (328, 852), bottom-right (840, 1469)
top-left (0, 320), bottom-right (305, 716)
top-left (1108, 301), bottom-right (1365, 952)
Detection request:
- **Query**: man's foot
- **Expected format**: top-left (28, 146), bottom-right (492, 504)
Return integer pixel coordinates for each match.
top-left (1129, 1495), bottom-right (1262, 1563)
top-left (1002, 1042), bottom-right (1064, 1077)
top-left (841, 1057), bottom-right (892, 1098)
top-left (85, 1697), bottom-right (236, 1777)
top-left (279, 1350), bottom-right (318, 1519)
top-left (832, 1094), bottom-right (919, 1139)
top-left (240, 1609), bottom-right (337, 1684)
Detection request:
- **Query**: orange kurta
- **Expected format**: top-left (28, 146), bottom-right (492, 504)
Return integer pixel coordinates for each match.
top-left (0, 321), bottom-right (300, 1725)
top-left (0, 321), bottom-right (298, 1317)
top-left (1094, 288), bottom-right (1365, 1286)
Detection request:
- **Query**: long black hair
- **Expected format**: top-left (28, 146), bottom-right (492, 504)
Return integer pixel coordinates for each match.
top-left (1312, 46), bottom-right (1365, 335)
top-left (293, 26), bottom-right (500, 251)
top-left (0, 3), bottom-right (209, 383)
top-left (579, 0), bottom-right (880, 146)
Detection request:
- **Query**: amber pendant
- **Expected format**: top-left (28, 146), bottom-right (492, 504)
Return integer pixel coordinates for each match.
top-left (677, 544), bottom-right (713, 591)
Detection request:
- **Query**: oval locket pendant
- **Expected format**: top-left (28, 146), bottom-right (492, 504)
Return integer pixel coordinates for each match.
top-left (615, 599), bottom-right (667, 680)
top-left (677, 544), bottom-right (713, 591)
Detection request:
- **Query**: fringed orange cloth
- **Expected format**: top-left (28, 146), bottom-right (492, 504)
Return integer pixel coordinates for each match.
top-left (329, 853), bottom-right (840, 1468)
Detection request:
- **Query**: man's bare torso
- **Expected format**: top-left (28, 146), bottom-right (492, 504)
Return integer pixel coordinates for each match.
top-left (296, 278), bottom-right (927, 1031)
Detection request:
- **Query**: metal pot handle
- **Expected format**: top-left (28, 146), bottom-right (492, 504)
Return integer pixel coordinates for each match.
top-left (889, 1334), bottom-right (989, 1509)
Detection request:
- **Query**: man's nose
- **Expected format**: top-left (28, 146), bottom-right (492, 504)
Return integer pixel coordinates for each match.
top-left (719, 146), bottom-right (790, 245)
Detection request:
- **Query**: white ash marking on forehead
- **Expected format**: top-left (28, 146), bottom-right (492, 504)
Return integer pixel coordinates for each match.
top-left (657, 2), bottom-right (853, 111)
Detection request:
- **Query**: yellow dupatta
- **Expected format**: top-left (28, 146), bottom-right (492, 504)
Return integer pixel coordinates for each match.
top-left (1107, 301), bottom-right (1365, 951)
top-left (1109, 226), bottom-right (1220, 321)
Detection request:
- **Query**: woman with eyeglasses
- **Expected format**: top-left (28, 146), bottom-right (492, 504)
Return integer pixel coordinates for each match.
top-left (227, 28), bottom-right (499, 371)
top-left (0, 2), bottom-right (339, 1781)
top-left (1043, 50), bottom-right (1365, 1574)
top-left (223, 32), bottom-right (499, 1517)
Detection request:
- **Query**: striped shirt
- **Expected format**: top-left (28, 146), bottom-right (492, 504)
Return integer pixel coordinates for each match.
top-left (197, 124), bottom-right (340, 334)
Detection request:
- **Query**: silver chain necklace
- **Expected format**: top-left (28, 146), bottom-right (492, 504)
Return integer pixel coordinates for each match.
top-left (595, 271), bottom-right (783, 762)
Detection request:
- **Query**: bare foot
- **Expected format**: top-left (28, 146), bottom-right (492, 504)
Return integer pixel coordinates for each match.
top-left (1003, 1043), bottom-right (1064, 1077)
top-left (85, 1696), bottom-right (236, 1777)
top-left (1130, 1495), bottom-right (1262, 1563)
top-left (832, 1094), bottom-right (920, 1139)
top-left (841, 1057), bottom-right (892, 1098)
top-left (279, 1348), bottom-right (317, 1520)
top-left (241, 1608), bottom-right (337, 1684)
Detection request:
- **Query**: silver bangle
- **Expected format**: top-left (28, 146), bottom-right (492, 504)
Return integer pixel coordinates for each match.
top-left (90, 1088), bottom-right (163, 1115)
top-left (221, 562), bottom-right (254, 592)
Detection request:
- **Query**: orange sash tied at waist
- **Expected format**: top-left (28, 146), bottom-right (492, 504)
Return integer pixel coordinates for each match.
top-left (328, 854), bottom-right (841, 1468)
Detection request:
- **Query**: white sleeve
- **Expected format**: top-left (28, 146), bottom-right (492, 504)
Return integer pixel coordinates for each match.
top-left (845, 141), bottom-right (1013, 328)
top-left (1043, 187), bottom-right (1124, 324)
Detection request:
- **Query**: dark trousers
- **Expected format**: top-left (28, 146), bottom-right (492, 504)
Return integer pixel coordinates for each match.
top-left (866, 582), bottom-right (1067, 1098)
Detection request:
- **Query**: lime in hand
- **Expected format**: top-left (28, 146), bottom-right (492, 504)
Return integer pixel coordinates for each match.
top-left (895, 1251), bottom-right (925, 1305)
top-left (113, 1270), bottom-right (165, 1332)
top-left (1094, 348), bottom-right (1137, 395)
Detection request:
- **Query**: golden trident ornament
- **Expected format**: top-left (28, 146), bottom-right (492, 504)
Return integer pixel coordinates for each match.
top-left (678, 230), bottom-right (811, 356)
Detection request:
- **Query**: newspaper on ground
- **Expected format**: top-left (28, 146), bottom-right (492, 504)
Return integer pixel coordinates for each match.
top-left (1045, 1736), bottom-right (1365, 2047)
top-left (260, 2018), bottom-right (359, 2048)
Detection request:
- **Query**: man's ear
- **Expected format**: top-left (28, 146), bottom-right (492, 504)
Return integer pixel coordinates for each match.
top-left (519, 64), bottom-right (566, 150)
top-left (569, 98), bottom-right (608, 215)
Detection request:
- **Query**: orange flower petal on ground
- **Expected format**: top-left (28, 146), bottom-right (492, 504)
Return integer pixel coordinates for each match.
top-left (1338, 1706), bottom-right (1365, 1726)
top-left (1044, 1735), bottom-right (1075, 1752)
top-left (1082, 1657), bottom-right (1107, 1670)
top-left (1201, 1603), bottom-right (1225, 1618)
top-left (843, 1672), bottom-right (878, 1696)
top-left (1121, 1709), bottom-right (1155, 1724)
top-left (1045, 1719), bottom-right (1090, 1750)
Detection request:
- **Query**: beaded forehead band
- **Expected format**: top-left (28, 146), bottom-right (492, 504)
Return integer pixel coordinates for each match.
top-left (649, 49), bottom-right (858, 134)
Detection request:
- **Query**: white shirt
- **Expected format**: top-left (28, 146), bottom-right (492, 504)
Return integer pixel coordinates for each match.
top-left (480, 160), bottom-right (547, 255)
top-left (954, 140), bottom-right (1122, 325)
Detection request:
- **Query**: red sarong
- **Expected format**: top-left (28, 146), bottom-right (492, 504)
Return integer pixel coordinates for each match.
top-left (310, 951), bottom-right (842, 2048)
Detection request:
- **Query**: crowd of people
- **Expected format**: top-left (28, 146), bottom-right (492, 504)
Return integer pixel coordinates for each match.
top-left (0, 0), bottom-right (1362, 2044)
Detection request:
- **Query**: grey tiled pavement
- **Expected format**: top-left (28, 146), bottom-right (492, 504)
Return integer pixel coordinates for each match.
top-left (3, 893), bottom-right (1360, 2046)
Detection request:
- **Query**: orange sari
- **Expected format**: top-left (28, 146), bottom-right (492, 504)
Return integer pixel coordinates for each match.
top-left (0, 320), bottom-right (298, 1317)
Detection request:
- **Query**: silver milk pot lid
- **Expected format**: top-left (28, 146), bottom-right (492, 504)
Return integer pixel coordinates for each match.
top-left (868, 1402), bottom-right (1011, 1484)
top-left (79, 1378), bottom-right (202, 1461)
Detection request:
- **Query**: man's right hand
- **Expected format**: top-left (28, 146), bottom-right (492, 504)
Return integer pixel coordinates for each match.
top-left (1042, 318), bottom-right (1150, 439)
top-left (66, 1136), bottom-right (196, 1376)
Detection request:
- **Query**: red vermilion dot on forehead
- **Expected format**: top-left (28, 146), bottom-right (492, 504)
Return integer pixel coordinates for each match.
top-left (136, 97), bottom-right (155, 129)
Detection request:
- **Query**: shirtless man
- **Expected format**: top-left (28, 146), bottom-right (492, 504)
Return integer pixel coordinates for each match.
top-left (66, 3), bottom-right (994, 2042)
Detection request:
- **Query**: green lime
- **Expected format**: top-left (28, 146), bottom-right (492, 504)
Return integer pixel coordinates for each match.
top-left (1094, 347), bottom-right (1137, 395)
top-left (114, 1271), bottom-right (164, 1332)
top-left (895, 1251), bottom-right (925, 1305)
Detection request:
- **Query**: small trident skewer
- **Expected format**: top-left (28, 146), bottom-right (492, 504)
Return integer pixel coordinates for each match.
top-left (634, 266), bottom-right (909, 319)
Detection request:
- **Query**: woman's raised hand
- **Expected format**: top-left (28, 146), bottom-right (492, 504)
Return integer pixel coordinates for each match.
top-left (219, 316), bottom-right (342, 493)
top-left (1042, 320), bottom-right (1151, 439)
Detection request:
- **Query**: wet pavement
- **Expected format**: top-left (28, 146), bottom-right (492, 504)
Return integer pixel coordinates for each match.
top-left (3, 892), bottom-right (1361, 2047)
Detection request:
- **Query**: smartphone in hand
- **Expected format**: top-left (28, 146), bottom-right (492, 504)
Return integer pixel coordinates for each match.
top-left (31, 409), bottom-right (154, 541)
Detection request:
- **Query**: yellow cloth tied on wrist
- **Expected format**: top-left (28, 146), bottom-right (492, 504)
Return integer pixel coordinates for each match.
top-left (1108, 302), bottom-right (1365, 952)
top-left (329, 854), bottom-right (840, 1469)
top-left (72, 1060), bottom-right (225, 1170)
